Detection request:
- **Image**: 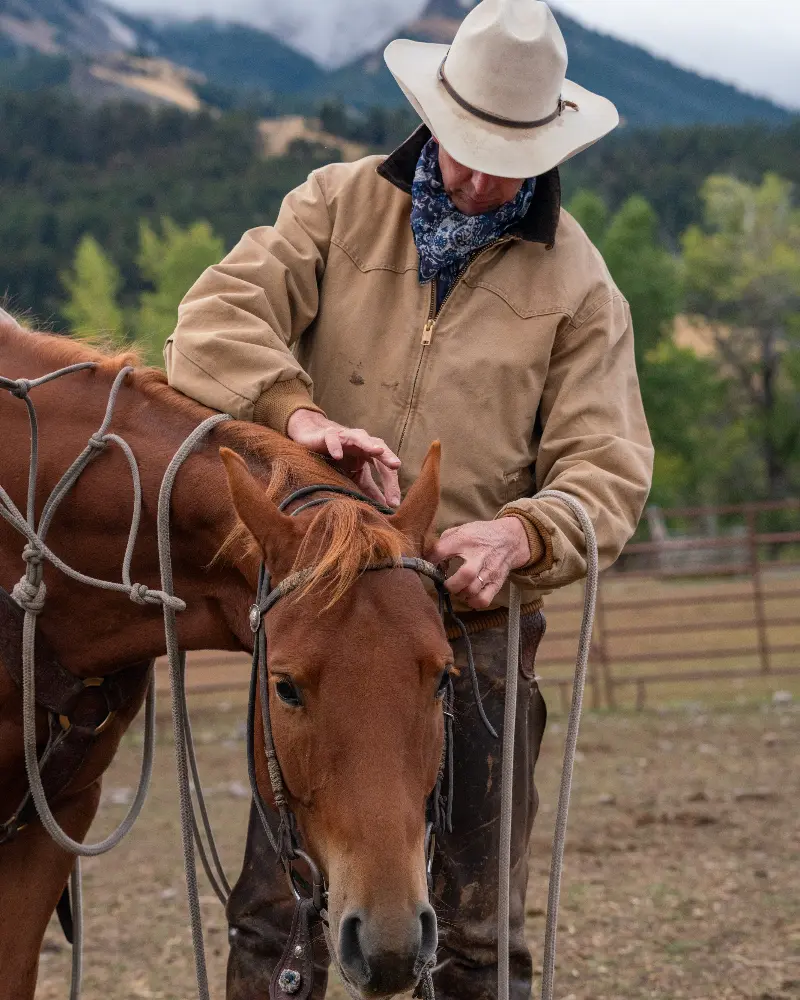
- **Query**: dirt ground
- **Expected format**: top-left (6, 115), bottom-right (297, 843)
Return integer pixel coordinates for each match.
top-left (32, 683), bottom-right (799, 1000)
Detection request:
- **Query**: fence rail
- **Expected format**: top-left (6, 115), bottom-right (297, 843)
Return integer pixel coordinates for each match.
top-left (168, 499), bottom-right (800, 710)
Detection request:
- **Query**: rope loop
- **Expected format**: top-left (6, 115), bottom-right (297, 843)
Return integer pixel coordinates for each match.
top-left (129, 583), bottom-right (187, 613)
top-left (129, 583), bottom-right (150, 605)
top-left (10, 378), bottom-right (31, 399)
top-left (21, 542), bottom-right (44, 570)
top-left (12, 575), bottom-right (47, 615)
top-left (87, 433), bottom-right (107, 452)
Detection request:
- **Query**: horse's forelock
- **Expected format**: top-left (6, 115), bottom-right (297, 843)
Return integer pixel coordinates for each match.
top-left (293, 500), bottom-right (408, 610)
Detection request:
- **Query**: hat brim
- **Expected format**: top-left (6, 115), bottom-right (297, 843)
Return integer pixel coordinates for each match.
top-left (384, 39), bottom-right (619, 179)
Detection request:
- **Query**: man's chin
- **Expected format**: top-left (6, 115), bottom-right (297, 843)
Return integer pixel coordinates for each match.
top-left (452, 195), bottom-right (497, 216)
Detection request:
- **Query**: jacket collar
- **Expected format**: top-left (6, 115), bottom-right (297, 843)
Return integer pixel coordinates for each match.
top-left (376, 124), bottom-right (562, 248)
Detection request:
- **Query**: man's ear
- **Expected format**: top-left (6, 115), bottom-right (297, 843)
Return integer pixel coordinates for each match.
top-left (391, 441), bottom-right (441, 554)
top-left (219, 448), bottom-right (303, 575)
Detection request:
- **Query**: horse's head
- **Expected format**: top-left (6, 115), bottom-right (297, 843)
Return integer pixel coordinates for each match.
top-left (221, 444), bottom-right (451, 997)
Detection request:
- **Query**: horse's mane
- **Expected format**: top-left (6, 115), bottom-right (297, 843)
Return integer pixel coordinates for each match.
top-left (1, 321), bottom-right (406, 605)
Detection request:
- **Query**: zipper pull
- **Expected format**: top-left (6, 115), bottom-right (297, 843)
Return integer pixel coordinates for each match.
top-left (421, 319), bottom-right (435, 346)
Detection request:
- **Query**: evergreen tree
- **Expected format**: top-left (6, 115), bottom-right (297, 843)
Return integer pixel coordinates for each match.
top-left (60, 234), bottom-right (125, 345)
top-left (133, 218), bottom-right (225, 366)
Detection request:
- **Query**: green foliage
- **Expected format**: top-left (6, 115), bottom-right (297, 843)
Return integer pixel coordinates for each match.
top-left (133, 219), bottom-right (224, 365)
top-left (317, 100), bottom-right (420, 149)
top-left (641, 342), bottom-right (748, 506)
top-left (569, 192), bottom-right (683, 366)
top-left (0, 90), bottom-right (334, 318)
top-left (565, 190), bottom-right (608, 245)
top-left (682, 174), bottom-right (800, 499)
top-left (59, 218), bottom-right (225, 367)
top-left (0, 50), bottom-right (71, 91)
top-left (602, 196), bottom-right (683, 366)
top-left (561, 121), bottom-right (800, 246)
top-left (60, 234), bottom-right (125, 346)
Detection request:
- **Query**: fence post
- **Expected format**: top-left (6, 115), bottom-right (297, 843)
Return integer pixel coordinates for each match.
top-left (747, 509), bottom-right (771, 674)
top-left (593, 578), bottom-right (616, 710)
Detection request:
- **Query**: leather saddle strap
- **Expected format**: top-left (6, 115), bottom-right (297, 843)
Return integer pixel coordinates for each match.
top-left (0, 585), bottom-right (153, 838)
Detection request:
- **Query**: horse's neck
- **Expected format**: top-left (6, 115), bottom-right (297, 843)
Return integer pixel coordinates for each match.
top-left (1, 358), bottom-right (254, 674)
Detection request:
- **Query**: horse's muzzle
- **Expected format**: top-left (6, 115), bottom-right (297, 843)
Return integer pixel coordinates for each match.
top-left (337, 902), bottom-right (437, 997)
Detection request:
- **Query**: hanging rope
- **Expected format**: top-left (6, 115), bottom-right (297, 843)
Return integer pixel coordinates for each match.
top-left (496, 489), bottom-right (598, 1000)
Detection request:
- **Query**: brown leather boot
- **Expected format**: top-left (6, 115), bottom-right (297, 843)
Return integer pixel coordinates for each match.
top-left (430, 611), bottom-right (547, 1000)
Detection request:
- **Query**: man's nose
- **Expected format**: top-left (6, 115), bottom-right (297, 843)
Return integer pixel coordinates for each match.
top-left (470, 172), bottom-right (493, 197)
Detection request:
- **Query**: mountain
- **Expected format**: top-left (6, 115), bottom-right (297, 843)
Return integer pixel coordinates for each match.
top-left (0, 0), bottom-right (137, 55)
top-left (124, 17), bottom-right (325, 98)
top-left (0, 0), bottom-right (319, 107)
top-left (0, 0), bottom-right (794, 127)
top-left (321, 0), bottom-right (792, 126)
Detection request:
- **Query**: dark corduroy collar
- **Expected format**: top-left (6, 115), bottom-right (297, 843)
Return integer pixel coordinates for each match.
top-left (376, 124), bottom-right (562, 248)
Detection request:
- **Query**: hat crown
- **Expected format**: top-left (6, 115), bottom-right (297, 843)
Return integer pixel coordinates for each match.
top-left (443, 0), bottom-right (567, 124)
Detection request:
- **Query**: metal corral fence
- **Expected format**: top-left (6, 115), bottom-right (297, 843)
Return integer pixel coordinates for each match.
top-left (166, 499), bottom-right (800, 710)
top-left (537, 498), bottom-right (800, 710)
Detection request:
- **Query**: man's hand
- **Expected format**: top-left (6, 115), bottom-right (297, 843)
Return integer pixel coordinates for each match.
top-left (427, 517), bottom-right (539, 610)
top-left (286, 409), bottom-right (402, 507)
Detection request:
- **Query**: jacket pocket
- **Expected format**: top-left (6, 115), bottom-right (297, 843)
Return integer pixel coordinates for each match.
top-left (503, 466), bottom-right (535, 504)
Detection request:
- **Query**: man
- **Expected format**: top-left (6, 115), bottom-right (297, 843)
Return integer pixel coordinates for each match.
top-left (166, 1), bottom-right (653, 996)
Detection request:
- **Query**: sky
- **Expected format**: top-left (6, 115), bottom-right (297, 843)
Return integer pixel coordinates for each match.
top-left (110, 0), bottom-right (800, 110)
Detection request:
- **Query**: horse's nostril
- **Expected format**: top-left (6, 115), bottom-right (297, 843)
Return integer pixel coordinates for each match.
top-left (418, 903), bottom-right (438, 964)
top-left (339, 911), bottom-right (370, 986)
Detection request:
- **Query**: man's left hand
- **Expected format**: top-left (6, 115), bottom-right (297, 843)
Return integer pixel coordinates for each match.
top-left (426, 517), bottom-right (538, 610)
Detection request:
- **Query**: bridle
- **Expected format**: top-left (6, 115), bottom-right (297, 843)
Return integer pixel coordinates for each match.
top-left (243, 483), bottom-right (497, 1000)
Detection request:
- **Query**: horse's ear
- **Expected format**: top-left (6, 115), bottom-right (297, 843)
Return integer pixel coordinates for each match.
top-left (219, 448), bottom-right (303, 575)
top-left (391, 441), bottom-right (441, 554)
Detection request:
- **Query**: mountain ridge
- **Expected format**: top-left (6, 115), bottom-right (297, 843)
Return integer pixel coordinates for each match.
top-left (0, 0), bottom-right (793, 126)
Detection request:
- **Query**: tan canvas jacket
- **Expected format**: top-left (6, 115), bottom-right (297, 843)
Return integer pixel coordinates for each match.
top-left (165, 127), bottom-right (654, 611)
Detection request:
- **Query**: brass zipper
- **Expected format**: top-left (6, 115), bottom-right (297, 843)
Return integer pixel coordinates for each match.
top-left (418, 236), bottom-right (512, 345)
top-left (400, 236), bottom-right (512, 451)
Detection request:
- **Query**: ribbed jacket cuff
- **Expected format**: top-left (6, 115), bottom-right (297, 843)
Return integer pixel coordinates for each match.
top-left (253, 379), bottom-right (324, 434)
top-left (497, 509), bottom-right (555, 577)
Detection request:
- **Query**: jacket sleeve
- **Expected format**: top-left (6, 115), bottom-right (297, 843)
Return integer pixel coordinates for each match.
top-left (499, 292), bottom-right (654, 590)
top-left (164, 170), bottom-right (332, 432)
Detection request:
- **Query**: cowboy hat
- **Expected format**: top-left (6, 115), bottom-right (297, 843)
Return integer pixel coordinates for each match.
top-left (384, 0), bottom-right (619, 179)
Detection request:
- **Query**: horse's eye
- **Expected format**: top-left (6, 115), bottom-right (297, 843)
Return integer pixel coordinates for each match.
top-left (275, 678), bottom-right (303, 707)
top-left (436, 669), bottom-right (452, 701)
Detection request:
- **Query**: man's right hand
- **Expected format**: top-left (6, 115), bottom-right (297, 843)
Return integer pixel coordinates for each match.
top-left (286, 409), bottom-right (402, 508)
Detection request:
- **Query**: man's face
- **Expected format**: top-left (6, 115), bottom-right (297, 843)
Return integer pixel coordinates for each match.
top-left (436, 141), bottom-right (525, 216)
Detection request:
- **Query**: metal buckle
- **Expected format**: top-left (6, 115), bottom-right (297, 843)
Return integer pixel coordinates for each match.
top-left (249, 604), bottom-right (262, 634)
top-left (59, 677), bottom-right (117, 735)
top-left (286, 848), bottom-right (326, 914)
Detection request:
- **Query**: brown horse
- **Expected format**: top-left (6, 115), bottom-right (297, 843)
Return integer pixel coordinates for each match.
top-left (0, 318), bottom-right (451, 999)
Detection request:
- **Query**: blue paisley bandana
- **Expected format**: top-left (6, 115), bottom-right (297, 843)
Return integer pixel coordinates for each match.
top-left (410, 138), bottom-right (535, 302)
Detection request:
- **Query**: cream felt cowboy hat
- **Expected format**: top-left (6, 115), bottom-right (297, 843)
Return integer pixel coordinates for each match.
top-left (384, 0), bottom-right (619, 179)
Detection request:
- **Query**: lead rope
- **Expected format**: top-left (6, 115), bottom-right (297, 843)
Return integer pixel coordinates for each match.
top-left (497, 490), bottom-right (598, 1000)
